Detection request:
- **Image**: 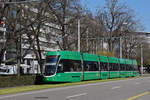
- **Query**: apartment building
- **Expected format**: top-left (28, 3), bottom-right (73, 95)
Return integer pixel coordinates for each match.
top-left (0, 0), bottom-right (60, 74)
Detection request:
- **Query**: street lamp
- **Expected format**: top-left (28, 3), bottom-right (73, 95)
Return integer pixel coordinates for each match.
top-left (78, 19), bottom-right (80, 52)
top-left (120, 37), bottom-right (122, 58)
top-left (120, 22), bottom-right (128, 58)
top-left (141, 43), bottom-right (143, 75)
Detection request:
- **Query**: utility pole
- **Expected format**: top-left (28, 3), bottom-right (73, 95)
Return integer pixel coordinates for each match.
top-left (120, 22), bottom-right (127, 58)
top-left (141, 43), bottom-right (143, 75)
top-left (120, 37), bottom-right (122, 58)
top-left (101, 38), bottom-right (104, 51)
top-left (78, 19), bottom-right (80, 52)
top-left (86, 28), bottom-right (89, 52)
top-left (92, 40), bottom-right (94, 54)
top-left (96, 40), bottom-right (98, 54)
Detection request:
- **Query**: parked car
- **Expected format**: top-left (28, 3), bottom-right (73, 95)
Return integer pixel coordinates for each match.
top-left (0, 64), bottom-right (17, 75)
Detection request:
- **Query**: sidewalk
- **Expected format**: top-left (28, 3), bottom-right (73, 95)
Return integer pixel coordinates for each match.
top-left (142, 73), bottom-right (150, 77)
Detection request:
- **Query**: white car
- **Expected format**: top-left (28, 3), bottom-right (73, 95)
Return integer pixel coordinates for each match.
top-left (0, 64), bottom-right (17, 75)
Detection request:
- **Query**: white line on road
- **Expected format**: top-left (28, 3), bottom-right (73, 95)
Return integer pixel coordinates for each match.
top-left (135, 82), bottom-right (140, 85)
top-left (112, 86), bottom-right (121, 89)
top-left (66, 93), bottom-right (87, 99)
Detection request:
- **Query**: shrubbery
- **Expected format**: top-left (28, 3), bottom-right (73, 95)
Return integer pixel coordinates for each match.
top-left (0, 75), bottom-right (37, 88)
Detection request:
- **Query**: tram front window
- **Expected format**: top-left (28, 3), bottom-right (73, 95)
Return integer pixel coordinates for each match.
top-left (45, 63), bottom-right (56, 76)
top-left (44, 56), bottom-right (58, 76)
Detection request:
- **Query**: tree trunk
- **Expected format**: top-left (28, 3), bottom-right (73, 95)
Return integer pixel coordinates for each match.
top-left (36, 34), bottom-right (43, 74)
top-left (16, 40), bottom-right (20, 76)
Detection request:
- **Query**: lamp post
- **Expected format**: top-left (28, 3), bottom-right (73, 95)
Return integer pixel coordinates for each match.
top-left (120, 22), bottom-right (128, 58)
top-left (120, 37), bottom-right (122, 58)
top-left (86, 28), bottom-right (89, 52)
top-left (141, 43), bottom-right (143, 75)
top-left (78, 19), bottom-right (80, 52)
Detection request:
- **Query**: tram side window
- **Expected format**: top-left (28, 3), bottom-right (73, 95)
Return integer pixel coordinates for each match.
top-left (129, 65), bottom-right (133, 71)
top-left (126, 64), bottom-right (129, 71)
top-left (128, 64), bottom-right (132, 71)
top-left (120, 64), bottom-right (125, 71)
top-left (84, 61), bottom-right (99, 71)
top-left (109, 63), bottom-right (119, 71)
top-left (126, 64), bottom-right (132, 71)
top-left (114, 63), bottom-right (119, 71)
top-left (129, 65), bottom-right (132, 71)
top-left (133, 65), bottom-right (138, 71)
top-left (100, 62), bottom-right (108, 71)
top-left (100, 62), bottom-right (104, 71)
top-left (57, 59), bottom-right (82, 72)
top-left (109, 63), bottom-right (113, 71)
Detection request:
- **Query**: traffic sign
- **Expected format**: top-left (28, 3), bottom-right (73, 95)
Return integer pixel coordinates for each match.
top-left (0, 27), bottom-right (6, 31)
top-left (1, 20), bottom-right (4, 24)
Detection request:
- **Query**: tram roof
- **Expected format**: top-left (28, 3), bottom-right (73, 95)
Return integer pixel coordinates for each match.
top-left (83, 53), bottom-right (99, 61)
top-left (46, 51), bottom-right (137, 65)
top-left (108, 57), bottom-right (119, 63)
top-left (132, 60), bottom-right (137, 65)
top-left (47, 51), bottom-right (81, 60)
top-left (125, 59), bottom-right (133, 65)
top-left (119, 58), bottom-right (126, 64)
top-left (99, 56), bottom-right (108, 63)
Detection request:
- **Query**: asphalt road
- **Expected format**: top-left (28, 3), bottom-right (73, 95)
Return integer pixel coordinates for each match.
top-left (1, 77), bottom-right (150, 100)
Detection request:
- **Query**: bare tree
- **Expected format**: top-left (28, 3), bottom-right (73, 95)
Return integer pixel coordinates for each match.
top-left (17, 1), bottom-right (52, 74)
top-left (97, 0), bottom-right (133, 51)
top-left (0, 2), bottom-right (36, 75)
top-left (95, 0), bottom-right (144, 59)
top-left (0, 1), bottom-right (8, 65)
top-left (45, 0), bottom-right (82, 50)
top-left (0, 1), bottom-right (49, 74)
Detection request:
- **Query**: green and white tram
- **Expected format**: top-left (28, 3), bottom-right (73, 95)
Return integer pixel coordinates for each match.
top-left (43, 51), bottom-right (138, 83)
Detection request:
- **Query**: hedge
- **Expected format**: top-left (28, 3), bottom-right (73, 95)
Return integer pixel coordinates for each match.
top-left (0, 75), bottom-right (39, 88)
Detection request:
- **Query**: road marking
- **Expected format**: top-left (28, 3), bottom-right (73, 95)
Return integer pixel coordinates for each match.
top-left (34, 97), bottom-right (48, 99)
top-left (66, 93), bottom-right (87, 99)
top-left (135, 82), bottom-right (140, 85)
top-left (127, 91), bottom-right (149, 100)
top-left (112, 86), bottom-right (121, 89)
top-left (0, 77), bottom-right (150, 99)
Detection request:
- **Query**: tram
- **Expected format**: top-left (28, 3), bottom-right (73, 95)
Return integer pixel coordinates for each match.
top-left (43, 51), bottom-right (138, 83)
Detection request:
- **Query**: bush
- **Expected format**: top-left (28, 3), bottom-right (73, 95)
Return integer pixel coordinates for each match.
top-left (0, 75), bottom-right (37, 88)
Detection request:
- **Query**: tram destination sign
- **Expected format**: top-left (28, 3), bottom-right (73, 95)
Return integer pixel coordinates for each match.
top-left (0, 27), bottom-right (6, 32)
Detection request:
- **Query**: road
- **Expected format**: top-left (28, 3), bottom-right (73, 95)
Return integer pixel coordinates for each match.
top-left (1, 77), bottom-right (150, 100)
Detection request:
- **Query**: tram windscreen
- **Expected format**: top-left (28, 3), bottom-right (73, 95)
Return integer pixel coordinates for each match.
top-left (44, 56), bottom-right (58, 76)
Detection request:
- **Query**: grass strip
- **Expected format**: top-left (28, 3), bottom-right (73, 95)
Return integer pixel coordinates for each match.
top-left (0, 77), bottom-right (139, 95)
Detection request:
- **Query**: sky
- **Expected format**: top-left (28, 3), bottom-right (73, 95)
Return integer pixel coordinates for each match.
top-left (81, 0), bottom-right (150, 32)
